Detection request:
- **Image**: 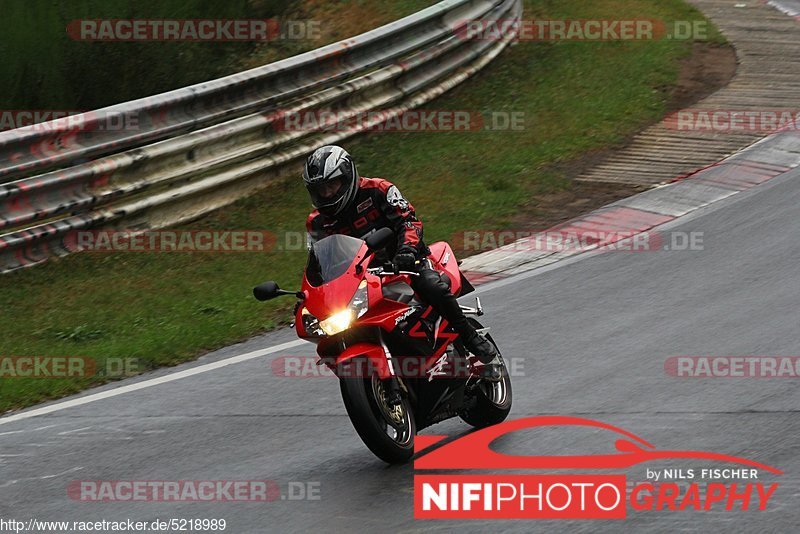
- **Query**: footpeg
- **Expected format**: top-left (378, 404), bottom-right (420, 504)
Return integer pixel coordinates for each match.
top-left (479, 358), bottom-right (503, 382)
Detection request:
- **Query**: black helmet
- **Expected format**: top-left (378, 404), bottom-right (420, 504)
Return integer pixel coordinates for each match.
top-left (303, 145), bottom-right (358, 216)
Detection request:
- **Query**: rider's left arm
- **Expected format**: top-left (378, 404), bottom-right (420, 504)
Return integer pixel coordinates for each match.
top-left (379, 183), bottom-right (424, 257)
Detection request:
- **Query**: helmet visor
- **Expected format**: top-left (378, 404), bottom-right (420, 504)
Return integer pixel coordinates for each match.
top-left (307, 176), bottom-right (346, 208)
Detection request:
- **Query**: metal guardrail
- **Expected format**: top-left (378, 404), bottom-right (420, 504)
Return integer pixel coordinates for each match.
top-left (0, 0), bottom-right (522, 273)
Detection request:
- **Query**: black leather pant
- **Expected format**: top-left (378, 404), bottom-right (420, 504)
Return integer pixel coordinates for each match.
top-left (410, 266), bottom-right (477, 340)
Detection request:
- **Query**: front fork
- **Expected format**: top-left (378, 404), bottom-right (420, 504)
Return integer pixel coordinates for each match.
top-left (380, 331), bottom-right (405, 406)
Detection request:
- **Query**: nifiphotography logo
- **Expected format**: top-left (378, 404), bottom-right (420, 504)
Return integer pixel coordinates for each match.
top-left (413, 416), bottom-right (782, 520)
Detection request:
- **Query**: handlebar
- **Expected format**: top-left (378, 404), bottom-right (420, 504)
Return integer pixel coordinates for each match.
top-left (367, 262), bottom-right (420, 277)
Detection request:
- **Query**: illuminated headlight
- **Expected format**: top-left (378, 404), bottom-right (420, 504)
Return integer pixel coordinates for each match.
top-left (311, 281), bottom-right (370, 337)
top-left (319, 309), bottom-right (354, 336)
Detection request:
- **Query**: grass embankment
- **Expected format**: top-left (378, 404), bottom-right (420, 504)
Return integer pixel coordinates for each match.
top-left (1, 0), bottom-right (437, 112)
top-left (1, 0), bottom-right (281, 111)
top-left (0, 0), bottom-right (726, 412)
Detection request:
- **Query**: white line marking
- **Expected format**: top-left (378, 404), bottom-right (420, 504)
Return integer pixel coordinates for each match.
top-left (0, 466), bottom-right (85, 488)
top-left (0, 339), bottom-right (306, 428)
top-left (57, 426), bottom-right (93, 435)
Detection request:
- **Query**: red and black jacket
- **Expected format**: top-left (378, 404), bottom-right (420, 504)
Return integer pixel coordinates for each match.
top-left (306, 177), bottom-right (429, 262)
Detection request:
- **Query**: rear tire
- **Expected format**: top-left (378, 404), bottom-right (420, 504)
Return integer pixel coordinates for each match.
top-left (459, 324), bottom-right (513, 428)
top-left (340, 372), bottom-right (415, 464)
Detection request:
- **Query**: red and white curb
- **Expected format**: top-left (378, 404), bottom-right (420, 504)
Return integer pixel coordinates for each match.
top-left (462, 0), bottom-right (800, 285)
top-left (461, 128), bottom-right (800, 285)
top-left (767, 0), bottom-right (800, 18)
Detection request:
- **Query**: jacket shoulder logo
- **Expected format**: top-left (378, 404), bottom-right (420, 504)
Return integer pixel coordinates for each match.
top-left (386, 185), bottom-right (409, 210)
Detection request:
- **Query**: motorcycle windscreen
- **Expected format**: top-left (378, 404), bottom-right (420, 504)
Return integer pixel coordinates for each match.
top-left (306, 235), bottom-right (364, 287)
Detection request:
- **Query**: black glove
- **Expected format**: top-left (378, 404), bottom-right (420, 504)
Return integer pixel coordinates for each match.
top-left (393, 246), bottom-right (418, 271)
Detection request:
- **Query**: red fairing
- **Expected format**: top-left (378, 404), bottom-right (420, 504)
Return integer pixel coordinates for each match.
top-left (293, 238), bottom-right (416, 340)
top-left (428, 241), bottom-right (462, 296)
top-left (295, 239), bottom-right (468, 339)
top-left (334, 342), bottom-right (391, 379)
top-left (293, 234), bottom-right (471, 386)
top-left (360, 275), bottom-right (414, 331)
top-left (302, 244), bottom-right (367, 321)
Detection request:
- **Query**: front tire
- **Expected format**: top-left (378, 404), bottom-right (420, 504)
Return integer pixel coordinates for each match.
top-left (340, 372), bottom-right (415, 464)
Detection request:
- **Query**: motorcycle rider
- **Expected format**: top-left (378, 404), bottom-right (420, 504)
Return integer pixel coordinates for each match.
top-left (303, 145), bottom-right (501, 385)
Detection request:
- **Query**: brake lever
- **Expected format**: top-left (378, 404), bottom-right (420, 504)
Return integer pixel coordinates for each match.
top-left (369, 260), bottom-right (422, 277)
top-left (377, 269), bottom-right (420, 277)
top-left (394, 258), bottom-right (423, 277)
top-left (369, 263), bottom-right (421, 277)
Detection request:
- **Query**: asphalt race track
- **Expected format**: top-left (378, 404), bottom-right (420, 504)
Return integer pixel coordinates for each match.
top-left (1, 168), bottom-right (798, 532)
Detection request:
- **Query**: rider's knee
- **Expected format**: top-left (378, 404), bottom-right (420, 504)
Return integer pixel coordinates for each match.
top-left (414, 269), bottom-right (451, 301)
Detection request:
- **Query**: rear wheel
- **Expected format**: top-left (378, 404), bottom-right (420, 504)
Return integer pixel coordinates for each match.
top-left (340, 371), bottom-right (415, 464)
top-left (459, 323), bottom-right (513, 428)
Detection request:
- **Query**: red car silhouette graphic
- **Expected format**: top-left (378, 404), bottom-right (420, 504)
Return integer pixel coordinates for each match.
top-left (414, 416), bottom-right (783, 474)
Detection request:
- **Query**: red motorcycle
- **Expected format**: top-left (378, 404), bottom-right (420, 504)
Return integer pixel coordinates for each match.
top-left (254, 228), bottom-right (512, 464)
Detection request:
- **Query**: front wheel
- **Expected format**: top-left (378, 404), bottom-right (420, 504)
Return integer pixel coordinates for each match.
top-left (340, 372), bottom-right (415, 464)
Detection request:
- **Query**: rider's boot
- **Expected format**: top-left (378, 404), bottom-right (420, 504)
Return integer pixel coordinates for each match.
top-left (437, 291), bottom-right (502, 382)
top-left (462, 331), bottom-right (502, 382)
top-left (413, 267), bottom-right (503, 382)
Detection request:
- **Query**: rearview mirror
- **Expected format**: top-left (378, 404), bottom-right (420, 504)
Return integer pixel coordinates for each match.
top-left (365, 227), bottom-right (395, 251)
top-left (253, 281), bottom-right (281, 301)
top-left (253, 281), bottom-right (305, 301)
